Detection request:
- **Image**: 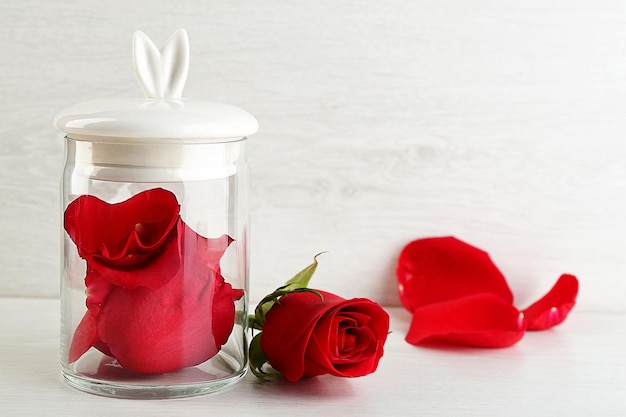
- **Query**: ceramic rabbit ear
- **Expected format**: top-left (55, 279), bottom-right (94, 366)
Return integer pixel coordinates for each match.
top-left (56, 28), bottom-right (259, 141)
top-left (132, 29), bottom-right (190, 99)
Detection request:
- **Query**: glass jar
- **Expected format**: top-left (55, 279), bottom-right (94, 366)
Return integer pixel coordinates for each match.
top-left (54, 29), bottom-right (258, 398)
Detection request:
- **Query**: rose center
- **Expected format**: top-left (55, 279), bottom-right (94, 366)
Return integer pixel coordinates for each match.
top-left (338, 329), bottom-right (357, 353)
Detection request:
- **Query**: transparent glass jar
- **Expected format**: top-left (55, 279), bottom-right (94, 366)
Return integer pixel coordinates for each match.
top-left (59, 138), bottom-right (249, 398)
top-left (54, 29), bottom-right (258, 398)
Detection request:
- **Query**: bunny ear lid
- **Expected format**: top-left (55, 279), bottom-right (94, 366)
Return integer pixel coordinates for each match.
top-left (54, 28), bottom-right (258, 143)
top-left (133, 29), bottom-right (189, 99)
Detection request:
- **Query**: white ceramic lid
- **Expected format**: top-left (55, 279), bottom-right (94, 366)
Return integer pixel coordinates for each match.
top-left (54, 29), bottom-right (258, 143)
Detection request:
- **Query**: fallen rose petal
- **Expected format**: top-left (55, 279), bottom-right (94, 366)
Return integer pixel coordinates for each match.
top-left (397, 237), bottom-right (513, 313)
top-left (522, 274), bottom-right (579, 331)
top-left (406, 292), bottom-right (526, 348)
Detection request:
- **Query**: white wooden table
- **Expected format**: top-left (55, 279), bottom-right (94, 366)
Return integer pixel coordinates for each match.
top-left (2, 297), bottom-right (623, 416)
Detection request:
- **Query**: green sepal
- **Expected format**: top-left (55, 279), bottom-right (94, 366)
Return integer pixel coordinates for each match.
top-left (251, 287), bottom-right (324, 330)
top-left (283, 251), bottom-right (326, 291)
top-left (248, 332), bottom-right (280, 381)
top-left (248, 313), bottom-right (262, 331)
top-left (254, 252), bottom-right (326, 326)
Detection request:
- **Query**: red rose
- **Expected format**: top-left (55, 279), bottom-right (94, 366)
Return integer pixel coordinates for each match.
top-left (96, 258), bottom-right (238, 373)
top-left (69, 261), bottom-right (239, 373)
top-left (65, 188), bottom-right (240, 373)
top-left (259, 290), bottom-right (389, 382)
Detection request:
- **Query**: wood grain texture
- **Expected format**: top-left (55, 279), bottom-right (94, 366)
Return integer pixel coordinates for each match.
top-left (1, 1), bottom-right (625, 311)
top-left (1, 297), bottom-right (625, 416)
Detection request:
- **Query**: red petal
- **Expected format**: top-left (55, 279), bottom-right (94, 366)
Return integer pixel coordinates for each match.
top-left (87, 221), bottom-right (233, 290)
top-left (64, 188), bottom-right (180, 271)
top-left (84, 269), bottom-right (113, 315)
top-left (522, 274), bottom-right (579, 331)
top-left (97, 258), bottom-right (236, 374)
top-left (88, 233), bottom-right (179, 289)
top-left (231, 288), bottom-right (245, 301)
top-left (397, 237), bottom-right (513, 313)
top-left (69, 310), bottom-right (114, 363)
top-left (69, 311), bottom-right (99, 363)
top-left (406, 293), bottom-right (526, 348)
top-left (179, 224), bottom-right (234, 272)
top-left (305, 303), bottom-right (388, 378)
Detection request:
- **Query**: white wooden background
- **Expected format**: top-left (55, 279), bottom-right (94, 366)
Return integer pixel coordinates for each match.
top-left (1, 0), bottom-right (625, 313)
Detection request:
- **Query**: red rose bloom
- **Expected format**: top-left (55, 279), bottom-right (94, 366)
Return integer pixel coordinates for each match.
top-left (397, 236), bottom-right (578, 348)
top-left (65, 188), bottom-right (240, 373)
top-left (260, 290), bottom-right (390, 382)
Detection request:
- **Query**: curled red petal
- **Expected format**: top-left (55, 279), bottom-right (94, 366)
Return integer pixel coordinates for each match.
top-left (406, 293), bottom-right (526, 348)
top-left (231, 288), bottom-right (245, 301)
top-left (397, 237), bottom-right (513, 313)
top-left (522, 274), bottom-right (579, 331)
top-left (87, 221), bottom-right (233, 290)
top-left (64, 188), bottom-right (180, 271)
top-left (307, 305), bottom-right (388, 378)
top-left (87, 233), bottom-right (179, 289)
